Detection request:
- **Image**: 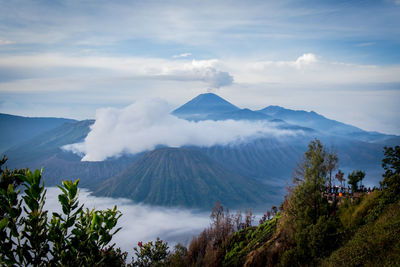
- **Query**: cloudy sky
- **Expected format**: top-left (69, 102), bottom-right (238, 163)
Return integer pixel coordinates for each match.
top-left (0, 0), bottom-right (399, 134)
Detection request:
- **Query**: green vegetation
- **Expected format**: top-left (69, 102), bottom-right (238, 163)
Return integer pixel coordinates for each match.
top-left (130, 238), bottom-right (169, 266)
top-left (180, 142), bottom-right (400, 266)
top-left (1, 142), bottom-right (400, 266)
top-left (223, 214), bottom-right (280, 266)
top-left (348, 170), bottom-right (366, 191)
top-left (0, 156), bottom-right (126, 266)
top-left (381, 145), bottom-right (400, 197)
top-left (324, 197), bottom-right (400, 266)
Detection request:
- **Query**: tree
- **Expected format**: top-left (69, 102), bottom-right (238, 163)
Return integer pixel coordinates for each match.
top-left (210, 202), bottom-right (234, 246)
top-left (187, 202), bottom-right (236, 266)
top-left (166, 243), bottom-right (188, 267)
top-left (285, 139), bottom-right (330, 225)
top-left (348, 170), bottom-right (365, 192)
top-left (281, 140), bottom-right (341, 266)
top-left (326, 149), bottom-right (339, 191)
top-left (335, 169), bottom-right (345, 187)
top-left (380, 146), bottom-right (400, 197)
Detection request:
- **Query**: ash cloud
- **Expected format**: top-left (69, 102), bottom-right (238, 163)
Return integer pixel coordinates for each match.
top-left (63, 99), bottom-right (302, 161)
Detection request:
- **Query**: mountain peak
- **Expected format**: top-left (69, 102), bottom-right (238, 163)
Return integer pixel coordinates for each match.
top-left (172, 93), bottom-right (239, 120)
top-left (180, 93), bottom-right (237, 107)
top-left (196, 92), bottom-right (222, 99)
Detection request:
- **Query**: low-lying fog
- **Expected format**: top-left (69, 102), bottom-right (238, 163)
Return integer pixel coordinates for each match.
top-left (45, 187), bottom-right (211, 255)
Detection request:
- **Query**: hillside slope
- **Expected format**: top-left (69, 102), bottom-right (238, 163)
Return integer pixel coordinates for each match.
top-left (95, 147), bottom-right (274, 209)
top-left (324, 198), bottom-right (400, 266)
top-left (5, 120), bottom-right (93, 167)
top-left (0, 113), bottom-right (75, 153)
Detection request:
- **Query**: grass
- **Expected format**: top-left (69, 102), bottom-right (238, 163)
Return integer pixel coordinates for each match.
top-left (323, 198), bottom-right (400, 266)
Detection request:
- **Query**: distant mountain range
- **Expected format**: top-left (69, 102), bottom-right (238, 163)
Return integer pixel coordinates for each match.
top-left (1, 93), bottom-right (398, 209)
top-left (0, 113), bottom-right (75, 153)
top-left (258, 105), bottom-right (395, 142)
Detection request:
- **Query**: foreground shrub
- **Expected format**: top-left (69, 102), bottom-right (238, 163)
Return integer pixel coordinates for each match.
top-left (0, 157), bottom-right (125, 266)
top-left (130, 238), bottom-right (169, 267)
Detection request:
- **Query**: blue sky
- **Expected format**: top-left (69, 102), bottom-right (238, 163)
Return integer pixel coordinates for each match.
top-left (0, 0), bottom-right (399, 134)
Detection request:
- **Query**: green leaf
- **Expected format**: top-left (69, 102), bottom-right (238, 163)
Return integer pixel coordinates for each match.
top-left (66, 217), bottom-right (75, 228)
top-left (0, 217), bottom-right (8, 230)
top-left (52, 212), bottom-right (61, 218)
top-left (58, 194), bottom-right (70, 215)
top-left (15, 173), bottom-right (28, 184)
top-left (62, 180), bottom-right (73, 190)
top-left (57, 185), bottom-right (68, 196)
top-left (7, 183), bottom-right (15, 195)
top-left (33, 169), bottom-right (42, 184)
top-left (91, 213), bottom-right (99, 230)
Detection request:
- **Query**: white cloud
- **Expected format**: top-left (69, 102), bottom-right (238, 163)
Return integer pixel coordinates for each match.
top-left (294, 53), bottom-right (317, 68)
top-left (44, 187), bottom-right (210, 254)
top-left (225, 54), bottom-right (400, 85)
top-left (355, 42), bottom-right (375, 47)
top-left (251, 53), bottom-right (318, 69)
top-left (2, 53), bottom-right (399, 90)
top-left (173, 53), bottom-right (192, 58)
top-left (159, 59), bottom-right (233, 88)
top-left (0, 38), bottom-right (14, 45)
top-left (0, 54), bottom-right (233, 89)
top-left (63, 98), bottom-right (302, 161)
top-left (1, 52), bottom-right (399, 134)
top-left (3, 52), bottom-right (400, 94)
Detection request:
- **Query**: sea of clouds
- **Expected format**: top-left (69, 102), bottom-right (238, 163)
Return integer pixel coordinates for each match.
top-left (63, 98), bottom-right (303, 161)
top-left (44, 187), bottom-right (211, 255)
top-left (44, 187), bottom-right (266, 257)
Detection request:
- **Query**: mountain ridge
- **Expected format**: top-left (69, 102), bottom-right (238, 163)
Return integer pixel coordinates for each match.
top-left (0, 113), bottom-right (76, 153)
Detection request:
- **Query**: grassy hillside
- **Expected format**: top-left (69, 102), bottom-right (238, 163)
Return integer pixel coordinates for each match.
top-left (181, 144), bottom-right (400, 266)
top-left (324, 196), bottom-right (400, 266)
top-left (231, 191), bottom-right (400, 267)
